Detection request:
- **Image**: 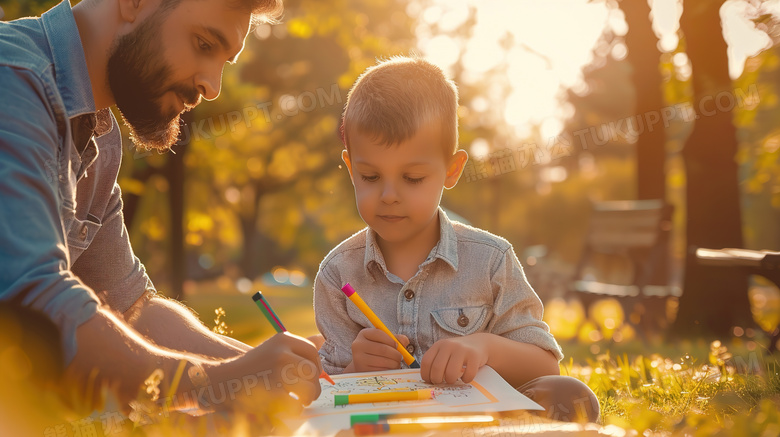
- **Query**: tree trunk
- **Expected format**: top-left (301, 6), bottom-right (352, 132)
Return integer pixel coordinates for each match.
top-left (238, 185), bottom-right (264, 279)
top-left (671, 0), bottom-right (753, 338)
top-left (620, 0), bottom-right (666, 201)
top-left (122, 165), bottom-right (159, 230)
top-left (165, 115), bottom-right (190, 300)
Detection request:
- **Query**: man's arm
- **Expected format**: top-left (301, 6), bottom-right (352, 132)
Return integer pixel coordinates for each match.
top-left (0, 66), bottom-right (100, 363)
top-left (69, 308), bottom-right (321, 414)
top-left (123, 292), bottom-right (250, 359)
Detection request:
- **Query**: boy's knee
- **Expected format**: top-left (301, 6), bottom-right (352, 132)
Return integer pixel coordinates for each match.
top-left (516, 375), bottom-right (600, 423)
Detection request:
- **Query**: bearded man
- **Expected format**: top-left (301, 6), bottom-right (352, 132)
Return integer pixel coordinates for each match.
top-left (0, 0), bottom-right (322, 421)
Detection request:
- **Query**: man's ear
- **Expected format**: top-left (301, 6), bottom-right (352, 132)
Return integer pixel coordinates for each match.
top-left (341, 149), bottom-right (355, 183)
top-left (444, 149), bottom-right (468, 190)
top-left (118, 0), bottom-right (151, 24)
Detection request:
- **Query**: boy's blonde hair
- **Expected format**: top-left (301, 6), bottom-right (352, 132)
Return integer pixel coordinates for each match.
top-left (341, 56), bottom-right (459, 157)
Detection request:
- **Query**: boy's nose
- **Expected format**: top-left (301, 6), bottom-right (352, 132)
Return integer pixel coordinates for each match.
top-left (380, 182), bottom-right (400, 204)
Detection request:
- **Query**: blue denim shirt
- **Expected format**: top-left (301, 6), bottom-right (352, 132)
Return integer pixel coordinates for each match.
top-left (314, 208), bottom-right (563, 375)
top-left (0, 1), bottom-right (154, 363)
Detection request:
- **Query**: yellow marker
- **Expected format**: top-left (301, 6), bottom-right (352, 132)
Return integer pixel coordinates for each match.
top-left (334, 389), bottom-right (433, 406)
top-left (352, 415), bottom-right (499, 436)
top-left (341, 283), bottom-right (420, 368)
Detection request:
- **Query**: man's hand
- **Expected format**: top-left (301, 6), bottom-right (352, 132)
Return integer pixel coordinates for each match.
top-left (348, 328), bottom-right (409, 372)
top-left (420, 334), bottom-right (489, 384)
top-left (206, 332), bottom-right (322, 417)
top-left (307, 333), bottom-right (325, 350)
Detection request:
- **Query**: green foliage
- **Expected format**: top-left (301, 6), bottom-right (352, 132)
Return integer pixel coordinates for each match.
top-left (734, 47), bottom-right (780, 250)
top-left (0, 0), bottom-right (53, 19)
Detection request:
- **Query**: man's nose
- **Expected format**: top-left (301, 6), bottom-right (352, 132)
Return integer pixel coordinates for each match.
top-left (195, 63), bottom-right (223, 101)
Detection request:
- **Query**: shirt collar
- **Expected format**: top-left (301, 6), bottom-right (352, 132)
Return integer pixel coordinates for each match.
top-left (362, 207), bottom-right (460, 275)
top-left (434, 207), bottom-right (459, 270)
top-left (41, 0), bottom-right (96, 120)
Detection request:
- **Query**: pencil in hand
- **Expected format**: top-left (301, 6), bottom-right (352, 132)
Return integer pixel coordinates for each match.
top-left (252, 291), bottom-right (336, 385)
top-left (341, 283), bottom-right (421, 369)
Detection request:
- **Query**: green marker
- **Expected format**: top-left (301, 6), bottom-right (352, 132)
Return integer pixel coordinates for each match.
top-left (351, 413), bottom-right (389, 426)
top-left (251, 291), bottom-right (336, 385)
top-left (252, 291), bottom-right (286, 333)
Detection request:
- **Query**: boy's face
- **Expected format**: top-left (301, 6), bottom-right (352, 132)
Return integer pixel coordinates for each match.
top-left (342, 124), bottom-right (468, 246)
top-left (108, 0), bottom-right (250, 151)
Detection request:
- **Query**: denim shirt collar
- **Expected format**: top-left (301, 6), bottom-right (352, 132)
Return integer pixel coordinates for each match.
top-left (41, 0), bottom-right (96, 119)
top-left (363, 207), bottom-right (459, 277)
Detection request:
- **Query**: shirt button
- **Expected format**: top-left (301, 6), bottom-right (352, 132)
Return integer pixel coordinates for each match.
top-left (458, 314), bottom-right (470, 327)
top-left (406, 344), bottom-right (415, 354)
top-left (79, 225), bottom-right (88, 241)
top-left (404, 289), bottom-right (415, 300)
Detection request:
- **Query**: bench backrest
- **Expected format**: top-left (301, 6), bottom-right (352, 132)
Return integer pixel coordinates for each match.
top-left (586, 200), bottom-right (671, 253)
top-left (576, 199), bottom-right (673, 289)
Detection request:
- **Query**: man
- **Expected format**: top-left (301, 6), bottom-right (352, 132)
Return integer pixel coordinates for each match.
top-left (0, 0), bottom-right (322, 420)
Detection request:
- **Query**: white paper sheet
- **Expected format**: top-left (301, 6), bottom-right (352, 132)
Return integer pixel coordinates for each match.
top-left (289, 366), bottom-right (542, 436)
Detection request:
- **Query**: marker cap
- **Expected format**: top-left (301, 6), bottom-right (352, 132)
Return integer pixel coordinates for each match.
top-left (353, 423), bottom-right (389, 436)
top-left (341, 283), bottom-right (356, 297)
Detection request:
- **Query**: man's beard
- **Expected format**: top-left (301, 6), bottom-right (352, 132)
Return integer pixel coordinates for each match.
top-left (106, 12), bottom-right (200, 152)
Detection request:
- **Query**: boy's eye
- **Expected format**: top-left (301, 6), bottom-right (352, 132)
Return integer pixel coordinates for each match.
top-left (361, 175), bottom-right (379, 182)
top-left (405, 176), bottom-right (425, 184)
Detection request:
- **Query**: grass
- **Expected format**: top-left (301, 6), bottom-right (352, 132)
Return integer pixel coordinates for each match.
top-left (562, 341), bottom-right (780, 435)
top-left (2, 279), bottom-right (780, 436)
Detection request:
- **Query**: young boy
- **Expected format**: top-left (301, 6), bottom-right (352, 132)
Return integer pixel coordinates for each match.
top-left (313, 56), bottom-right (599, 422)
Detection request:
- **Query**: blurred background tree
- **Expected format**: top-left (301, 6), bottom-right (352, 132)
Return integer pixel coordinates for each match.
top-left (671, 0), bottom-right (752, 337)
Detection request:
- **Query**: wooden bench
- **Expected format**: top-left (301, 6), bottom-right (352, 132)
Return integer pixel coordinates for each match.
top-left (696, 248), bottom-right (780, 350)
top-left (571, 200), bottom-right (680, 336)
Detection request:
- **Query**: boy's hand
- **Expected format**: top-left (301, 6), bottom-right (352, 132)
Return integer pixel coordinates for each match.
top-left (350, 328), bottom-right (410, 372)
top-left (208, 332), bottom-right (323, 416)
top-left (421, 334), bottom-right (489, 384)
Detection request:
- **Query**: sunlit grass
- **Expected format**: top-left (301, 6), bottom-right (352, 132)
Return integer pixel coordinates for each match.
top-left (562, 343), bottom-right (780, 435)
top-left (3, 278), bottom-right (780, 435)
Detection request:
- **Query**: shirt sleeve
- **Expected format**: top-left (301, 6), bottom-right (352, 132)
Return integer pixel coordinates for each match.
top-left (0, 66), bottom-right (99, 364)
top-left (71, 182), bottom-right (155, 313)
top-left (313, 258), bottom-right (363, 374)
top-left (488, 245), bottom-right (564, 361)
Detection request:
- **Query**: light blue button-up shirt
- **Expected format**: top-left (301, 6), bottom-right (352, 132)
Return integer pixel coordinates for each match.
top-left (315, 208), bottom-right (563, 375)
top-left (0, 1), bottom-right (154, 363)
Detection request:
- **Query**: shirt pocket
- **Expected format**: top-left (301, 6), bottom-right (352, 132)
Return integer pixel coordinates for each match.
top-left (431, 304), bottom-right (492, 343)
top-left (66, 213), bottom-right (102, 260)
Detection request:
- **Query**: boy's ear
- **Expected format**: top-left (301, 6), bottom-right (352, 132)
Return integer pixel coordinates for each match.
top-left (444, 149), bottom-right (469, 190)
top-left (341, 149), bottom-right (355, 183)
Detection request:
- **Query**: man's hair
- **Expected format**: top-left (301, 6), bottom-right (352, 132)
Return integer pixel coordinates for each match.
top-left (341, 56), bottom-right (459, 157)
top-left (161, 0), bottom-right (283, 25)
